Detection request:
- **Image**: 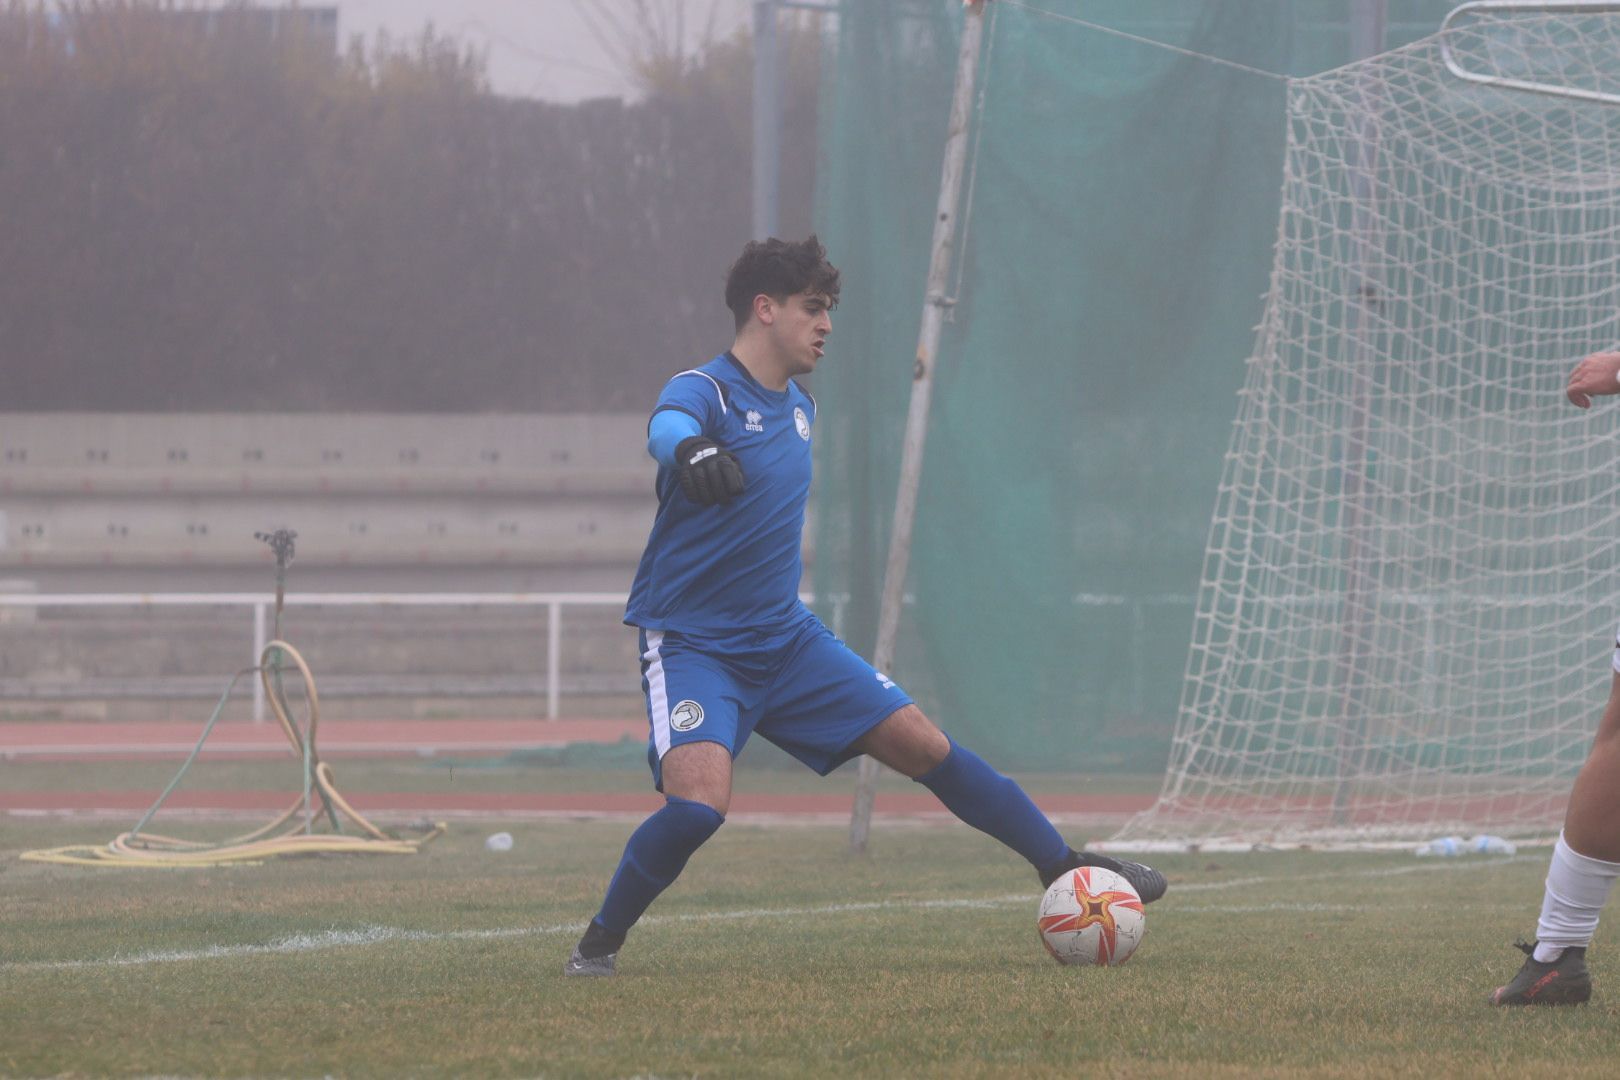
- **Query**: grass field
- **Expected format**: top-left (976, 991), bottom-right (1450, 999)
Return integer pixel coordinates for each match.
top-left (4, 807), bottom-right (1620, 1078)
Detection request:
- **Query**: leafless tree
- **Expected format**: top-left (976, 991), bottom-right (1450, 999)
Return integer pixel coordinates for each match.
top-left (573, 0), bottom-right (734, 98)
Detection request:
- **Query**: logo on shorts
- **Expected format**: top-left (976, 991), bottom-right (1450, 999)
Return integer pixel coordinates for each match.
top-left (794, 407), bottom-right (811, 440)
top-left (745, 409), bottom-right (764, 433)
top-left (670, 700), bottom-right (705, 731)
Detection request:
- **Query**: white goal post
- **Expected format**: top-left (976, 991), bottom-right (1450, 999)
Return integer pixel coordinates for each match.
top-left (1108, 2), bottom-right (1620, 849)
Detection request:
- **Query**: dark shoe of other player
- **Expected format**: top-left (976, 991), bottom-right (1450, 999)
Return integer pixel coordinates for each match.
top-left (1039, 847), bottom-right (1167, 904)
top-left (1490, 940), bottom-right (1591, 1006)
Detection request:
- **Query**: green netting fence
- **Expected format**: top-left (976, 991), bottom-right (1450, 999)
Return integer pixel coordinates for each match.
top-left (811, 0), bottom-right (1458, 771)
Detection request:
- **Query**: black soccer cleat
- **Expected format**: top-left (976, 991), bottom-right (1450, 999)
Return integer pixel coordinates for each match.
top-left (1039, 848), bottom-right (1167, 904)
top-left (563, 919), bottom-right (625, 978)
top-left (1490, 940), bottom-right (1591, 1006)
top-left (562, 945), bottom-right (617, 977)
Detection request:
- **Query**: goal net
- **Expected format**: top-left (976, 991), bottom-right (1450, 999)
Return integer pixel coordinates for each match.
top-left (1110, 7), bottom-right (1620, 848)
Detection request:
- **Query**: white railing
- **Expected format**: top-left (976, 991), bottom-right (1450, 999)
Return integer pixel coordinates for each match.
top-left (0, 590), bottom-right (1197, 720)
top-left (0, 591), bottom-right (848, 722)
top-left (0, 592), bottom-right (632, 722)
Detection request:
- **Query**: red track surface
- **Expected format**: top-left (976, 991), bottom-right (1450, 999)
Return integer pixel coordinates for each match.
top-left (0, 789), bottom-right (1155, 820)
top-left (0, 718), bottom-right (645, 761)
top-left (0, 718), bottom-right (1155, 822)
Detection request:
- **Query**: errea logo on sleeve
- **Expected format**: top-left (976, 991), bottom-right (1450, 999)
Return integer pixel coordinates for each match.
top-left (745, 410), bottom-right (764, 432)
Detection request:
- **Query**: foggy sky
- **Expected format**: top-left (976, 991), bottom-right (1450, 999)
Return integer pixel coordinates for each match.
top-left (336, 0), bottom-right (754, 102)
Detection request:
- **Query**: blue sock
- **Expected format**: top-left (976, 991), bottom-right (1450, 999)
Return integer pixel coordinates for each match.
top-left (915, 739), bottom-right (1069, 871)
top-left (593, 795), bottom-right (725, 937)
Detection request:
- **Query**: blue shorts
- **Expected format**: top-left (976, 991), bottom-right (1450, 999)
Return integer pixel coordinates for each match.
top-left (636, 611), bottom-right (914, 788)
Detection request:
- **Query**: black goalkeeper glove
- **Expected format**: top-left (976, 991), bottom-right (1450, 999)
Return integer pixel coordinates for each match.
top-left (675, 435), bottom-right (746, 506)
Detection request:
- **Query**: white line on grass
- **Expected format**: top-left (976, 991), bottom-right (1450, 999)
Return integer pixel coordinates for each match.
top-left (1, 854), bottom-right (1540, 974)
top-left (1169, 853), bottom-right (1542, 896)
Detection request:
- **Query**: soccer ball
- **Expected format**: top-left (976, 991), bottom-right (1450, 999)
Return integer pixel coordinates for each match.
top-left (1037, 865), bottom-right (1145, 966)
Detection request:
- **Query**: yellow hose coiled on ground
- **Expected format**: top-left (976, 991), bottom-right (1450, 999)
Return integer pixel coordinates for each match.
top-left (21, 640), bottom-right (445, 867)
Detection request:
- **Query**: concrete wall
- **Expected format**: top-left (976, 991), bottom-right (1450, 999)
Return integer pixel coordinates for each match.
top-left (0, 414), bottom-right (661, 716)
top-left (0, 414), bottom-right (657, 589)
top-left (0, 413), bottom-right (829, 718)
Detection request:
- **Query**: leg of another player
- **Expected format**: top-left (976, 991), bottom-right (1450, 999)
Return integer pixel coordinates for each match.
top-left (1491, 673), bottom-right (1620, 1005)
top-left (565, 742), bottom-right (732, 976)
top-left (1561, 673), bottom-right (1620, 862)
top-left (1534, 676), bottom-right (1620, 949)
top-left (852, 705), bottom-right (1165, 902)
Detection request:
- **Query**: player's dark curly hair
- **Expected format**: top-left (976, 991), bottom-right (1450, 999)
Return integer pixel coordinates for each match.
top-left (724, 235), bottom-right (841, 330)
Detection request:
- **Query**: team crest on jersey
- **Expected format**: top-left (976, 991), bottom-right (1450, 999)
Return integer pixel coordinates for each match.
top-left (745, 409), bottom-right (764, 433)
top-left (794, 407), bottom-right (811, 440)
top-left (669, 700), bottom-right (705, 732)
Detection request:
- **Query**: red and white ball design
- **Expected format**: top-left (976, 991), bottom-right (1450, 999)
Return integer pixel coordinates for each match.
top-left (1037, 865), bottom-right (1145, 966)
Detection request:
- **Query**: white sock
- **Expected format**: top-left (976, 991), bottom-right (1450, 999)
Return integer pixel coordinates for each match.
top-left (1533, 831), bottom-right (1620, 961)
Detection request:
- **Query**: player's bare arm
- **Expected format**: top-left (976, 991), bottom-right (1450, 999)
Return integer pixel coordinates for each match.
top-left (1565, 350), bottom-right (1620, 408)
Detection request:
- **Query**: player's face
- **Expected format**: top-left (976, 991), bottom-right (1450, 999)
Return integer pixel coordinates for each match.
top-left (769, 291), bottom-right (833, 376)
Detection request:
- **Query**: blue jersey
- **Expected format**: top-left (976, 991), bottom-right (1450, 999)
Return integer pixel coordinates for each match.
top-left (625, 352), bottom-right (817, 634)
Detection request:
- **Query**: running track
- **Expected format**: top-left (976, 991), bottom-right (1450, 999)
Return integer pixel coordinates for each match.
top-left (0, 718), bottom-right (648, 761)
top-left (0, 719), bottom-right (1155, 824)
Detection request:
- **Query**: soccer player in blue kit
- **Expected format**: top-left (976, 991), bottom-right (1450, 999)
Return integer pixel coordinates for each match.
top-left (564, 236), bottom-right (1166, 976)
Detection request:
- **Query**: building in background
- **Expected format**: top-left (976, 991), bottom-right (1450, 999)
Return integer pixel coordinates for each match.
top-left (34, 4), bottom-right (340, 54)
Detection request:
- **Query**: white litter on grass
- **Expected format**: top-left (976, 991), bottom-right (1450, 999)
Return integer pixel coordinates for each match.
top-left (2, 853), bottom-right (1540, 974)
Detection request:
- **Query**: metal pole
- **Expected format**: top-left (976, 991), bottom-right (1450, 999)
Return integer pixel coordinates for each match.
top-left (752, 0), bottom-right (781, 240)
top-left (1350, 0), bottom-right (1386, 62)
top-left (547, 600), bottom-right (561, 720)
top-left (1330, 0), bottom-right (1387, 825)
top-left (252, 601), bottom-right (267, 722)
top-left (849, 0), bottom-right (989, 854)
top-left (1441, 2), bottom-right (1620, 105)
